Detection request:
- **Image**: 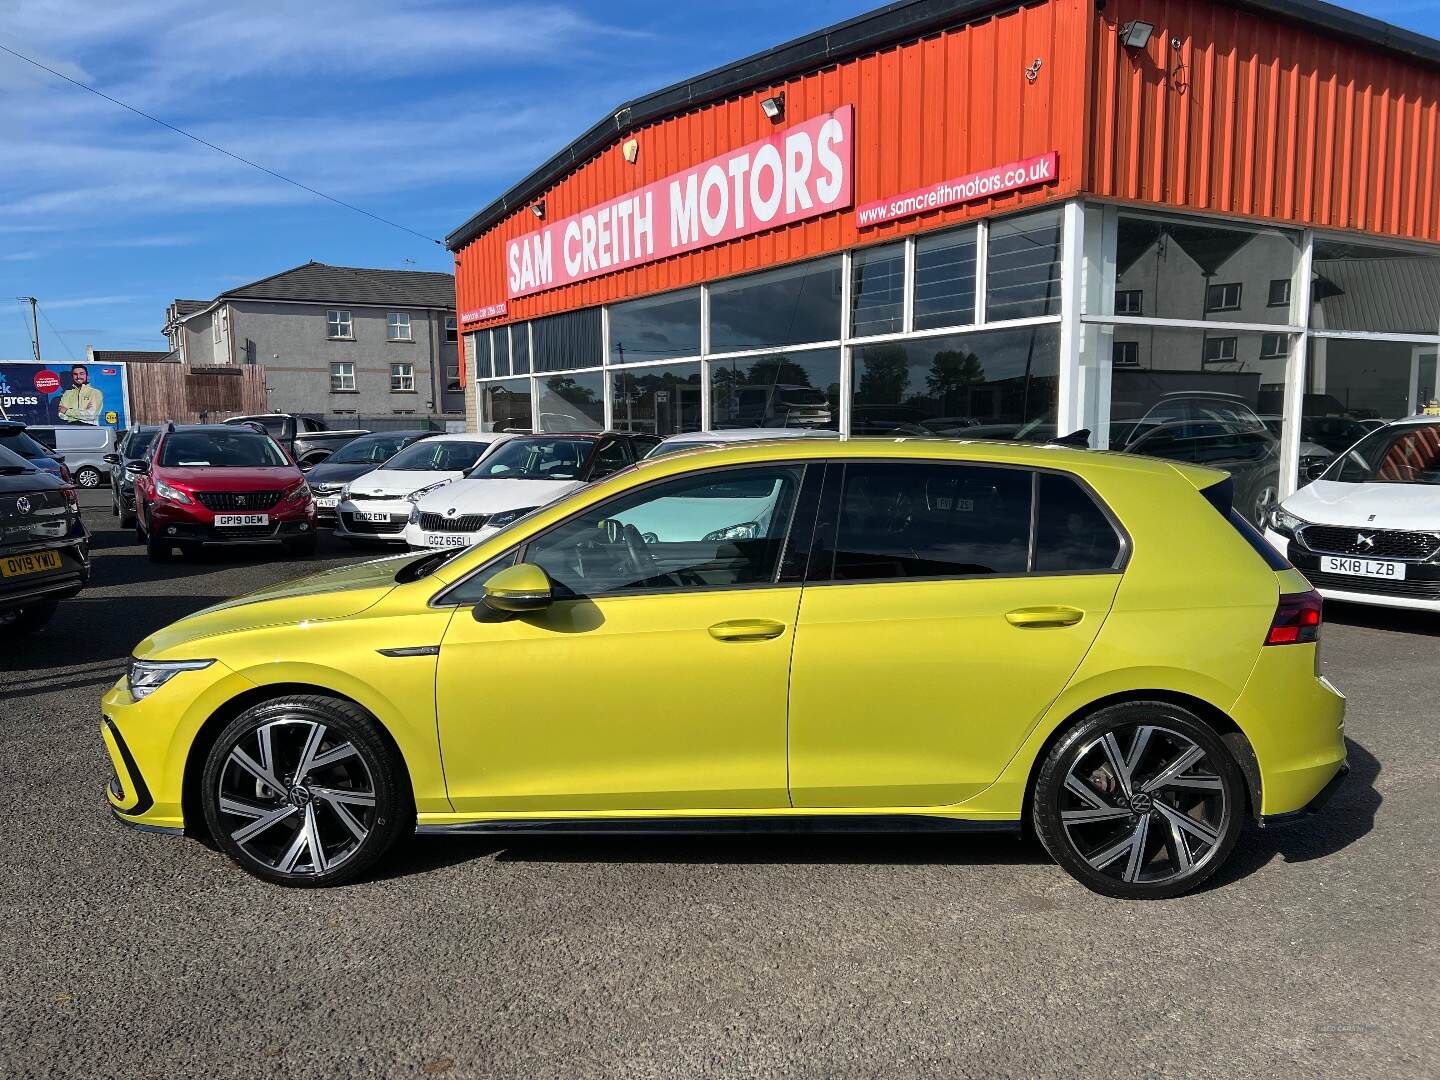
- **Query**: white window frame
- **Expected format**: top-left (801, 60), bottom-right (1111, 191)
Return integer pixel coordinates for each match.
top-left (1202, 336), bottom-right (1239, 364)
top-left (444, 315), bottom-right (458, 342)
top-left (327, 309), bottom-right (353, 340)
top-left (387, 311), bottom-right (413, 342)
top-left (330, 362), bottom-right (355, 392)
top-left (390, 362), bottom-right (415, 392)
top-left (1205, 282), bottom-right (1243, 313)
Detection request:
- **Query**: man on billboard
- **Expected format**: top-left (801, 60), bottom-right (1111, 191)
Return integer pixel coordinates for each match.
top-left (57, 365), bottom-right (103, 425)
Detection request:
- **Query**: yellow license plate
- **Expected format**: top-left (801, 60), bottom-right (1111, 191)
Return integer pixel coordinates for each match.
top-left (0, 550), bottom-right (63, 578)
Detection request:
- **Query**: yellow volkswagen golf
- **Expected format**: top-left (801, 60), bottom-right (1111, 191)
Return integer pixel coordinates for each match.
top-left (101, 439), bottom-right (1346, 899)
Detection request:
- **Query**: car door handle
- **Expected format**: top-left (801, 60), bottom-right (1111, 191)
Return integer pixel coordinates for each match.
top-left (1005, 606), bottom-right (1085, 629)
top-left (708, 619), bottom-right (787, 642)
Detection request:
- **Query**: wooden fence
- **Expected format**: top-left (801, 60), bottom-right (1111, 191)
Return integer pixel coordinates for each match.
top-left (126, 364), bottom-right (268, 424)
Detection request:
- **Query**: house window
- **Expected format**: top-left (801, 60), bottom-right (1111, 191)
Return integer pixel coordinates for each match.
top-left (390, 362), bottom-right (415, 391)
top-left (387, 312), bottom-right (413, 341)
top-left (1115, 290), bottom-right (1143, 315)
top-left (211, 313), bottom-right (222, 344)
top-left (327, 309), bottom-right (353, 339)
top-left (444, 363), bottom-right (461, 392)
top-left (1267, 279), bottom-right (1291, 307)
top-left (444, 315), bottom-right (458, 343)
top-left (1202, 336), bottom-right (1238, 364)
top-left (1260, 333), bottom-right (1289, 359)
top-left (330, 362), bottom-right (355, 391)
top-left (1112, 341), bottom-right (1140, 367)
top-left (1205, 283), bottom-right (1242, 312)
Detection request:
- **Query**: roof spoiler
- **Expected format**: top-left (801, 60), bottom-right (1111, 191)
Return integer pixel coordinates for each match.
top-left (1049, 428), bottom-right (1091, 449)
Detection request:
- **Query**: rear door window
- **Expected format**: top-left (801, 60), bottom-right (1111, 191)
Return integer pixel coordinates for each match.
top-left (825, 462), bottom-right (1032, 580)
top-left (1033, 473), bottom-right (1124, 572)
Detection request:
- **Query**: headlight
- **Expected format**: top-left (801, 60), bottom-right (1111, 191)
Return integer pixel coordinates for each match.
top-left (408, 503), bottom-right (420, 524)
top-left (406, 479), bottom-right (453, 505)
top-left (154, 479), bottom-right (193, 505)
top-left (703, 521), bottom-right (760, 542)
top-left (487, 506), bottom-right (538, 530)
top-left (1269, 507), bottom-right (1307, 537)
top-left (127, 658), bottom-right (214, 700)
top-left (280, 480), bottom-right (309, 504)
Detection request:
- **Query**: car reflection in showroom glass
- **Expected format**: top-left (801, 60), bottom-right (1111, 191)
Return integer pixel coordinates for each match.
top-left (523, 466), bottom-right (803, 598)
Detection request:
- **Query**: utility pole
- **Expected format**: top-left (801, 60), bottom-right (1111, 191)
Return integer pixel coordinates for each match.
top-left (16, 297), bottom-right (40, 362)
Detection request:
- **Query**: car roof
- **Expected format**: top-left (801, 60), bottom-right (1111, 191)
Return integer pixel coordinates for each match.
top-left (631, 435), bottom-right (1226, 486)
top-left (164, 424), bottom-right (272, 435)
top-left (657, 428), bottom-right (840, 444)
top-left (1390, 414), bottom-right (1440, 425)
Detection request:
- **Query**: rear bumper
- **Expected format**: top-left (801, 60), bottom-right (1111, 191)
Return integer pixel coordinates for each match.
top-left (0, 533), bottom-right (91, 614)
top-left (1261, 760), bottom-right (1348, 828)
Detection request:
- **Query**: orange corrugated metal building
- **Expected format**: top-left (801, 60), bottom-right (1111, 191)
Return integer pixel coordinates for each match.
top-left (449, 0), bottom-right (1440, 510)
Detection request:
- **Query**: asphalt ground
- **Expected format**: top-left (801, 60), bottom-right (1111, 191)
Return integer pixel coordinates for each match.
top-left (1, 489), bottom-right (1436, 1079)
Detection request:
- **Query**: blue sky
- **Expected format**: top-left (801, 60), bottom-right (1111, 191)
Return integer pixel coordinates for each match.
top-left (1, 0), bottom-right (1436, 360)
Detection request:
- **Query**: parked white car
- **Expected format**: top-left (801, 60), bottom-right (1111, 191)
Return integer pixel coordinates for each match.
top-left (1265, 414), bottom-right (1440, 612)
top-left (334, 432), bottom-right (514, 544)
top-left (402, 432), bottom-right (659, 549)
top-left (645, 427), bottom-right (840, 458)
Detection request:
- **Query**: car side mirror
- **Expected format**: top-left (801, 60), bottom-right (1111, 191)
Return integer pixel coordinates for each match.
top-left (1304, 460), bottom-right (1329, 481)
top-left (479, 562), bottom-right (553, 617)
top-left (103, 452), bottom-right (121, 465)
top-left (129, 460), bottom-right (150, 475)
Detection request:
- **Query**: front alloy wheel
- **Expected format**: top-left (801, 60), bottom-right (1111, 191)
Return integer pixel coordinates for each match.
top-left (1033, 703), bottom-right (1244, 899)
top-left (201, 696), bottom-right (410, 886)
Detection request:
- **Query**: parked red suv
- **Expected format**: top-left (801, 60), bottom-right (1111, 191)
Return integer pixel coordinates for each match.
top-left (133, 423), bottom-right (317, 561)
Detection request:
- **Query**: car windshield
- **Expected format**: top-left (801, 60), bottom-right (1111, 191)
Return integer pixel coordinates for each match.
top-left (468, 438), bottom-right (594, 480)
top-left (329, 434), bottom-right (418, 465)
top-left (646, 440), bottom-right (724, 459)
top-left (160, 432), bottom-right (289, 468)
top-left (125, 430), bottom-right (158, 458)
top-left (0, 430), bottom-right (52, 460)
top-left (383, 439), bottom-right (490, 473)
top-left (1325, 423), bottom-right (1440, 485)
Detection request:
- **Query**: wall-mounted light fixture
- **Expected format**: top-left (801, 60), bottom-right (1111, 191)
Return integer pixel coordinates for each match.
top-left (760, 92), bottom-right (785, 122)
top-left (1118, 20), bottom-right (1153, 49)
top-left (622, 138), bottom-right (639, 164)
top-left (530, 201), bottom-right (546, 220)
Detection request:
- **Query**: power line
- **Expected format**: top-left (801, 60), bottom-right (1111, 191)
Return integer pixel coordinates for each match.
top-left (36, 304), bottom-right (78, 362)
top-left (0, 40), bottom-right (443, 247)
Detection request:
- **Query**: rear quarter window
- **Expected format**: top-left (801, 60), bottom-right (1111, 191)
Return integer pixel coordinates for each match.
top-left (1033, 473), bottom-right (1124, 572)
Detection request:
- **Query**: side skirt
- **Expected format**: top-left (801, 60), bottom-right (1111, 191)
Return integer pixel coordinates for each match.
top-left (416, 815), bottom-right (1022, 838)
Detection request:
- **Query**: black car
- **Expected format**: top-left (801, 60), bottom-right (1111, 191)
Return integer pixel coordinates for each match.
top-left (0, 420), bottom-right (71, 483)
top-left (0, 443), bottom-right (90, 635)
top-left (303, 429), bottom-right (436, 525)
top-left (104, 425), bottom-right (162, 529)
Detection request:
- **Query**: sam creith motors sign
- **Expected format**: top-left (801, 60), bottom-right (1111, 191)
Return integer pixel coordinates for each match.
top-left (505, 106), bottom-right (854, 299)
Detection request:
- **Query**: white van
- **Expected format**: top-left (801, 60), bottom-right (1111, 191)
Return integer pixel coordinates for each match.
top-left (26, 425), bottom-right (120, 489)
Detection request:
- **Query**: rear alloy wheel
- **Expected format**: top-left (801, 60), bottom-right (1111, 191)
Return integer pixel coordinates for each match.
top-left (201, 696), bottom-right (410, 886)
top-left (75, 465), bottom-right (102, 488)
top-left (1033, 703), bottom-right (1244, 899)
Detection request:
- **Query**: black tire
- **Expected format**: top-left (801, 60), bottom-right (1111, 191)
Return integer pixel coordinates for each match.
top-left (1031, 701), bottom-right (1245, 900)
top-left (200, 695), bottom-right (411, 887)
top-left (284, 535), bottom-right (318, 557)
top-left (1, 599), bottom-right (59, 635)
top-left (75, 465), bottom-right (102, 488)
top-left (147, 530), bottom-right (173, 562)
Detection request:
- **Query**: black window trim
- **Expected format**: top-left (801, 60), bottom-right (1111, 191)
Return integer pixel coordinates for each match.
top-left (429, 459), bottom-right (820, 608)
top-left (798, 457), bottom-right (1131, 588)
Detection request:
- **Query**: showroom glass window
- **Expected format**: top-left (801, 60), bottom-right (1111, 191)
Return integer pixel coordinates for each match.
top-left (914, 225), bottom-right (978, 329)
top-left (708, 259), bottom-right (842, 352)
top-left (824, 462), bottom-right (1032, 580)
top-left (1310, 239), bottom-right (1440, 334)
top-left (532, 308), bottom-right (601, 372)
top-left (535, 371), bottom-right (604, 431)
top-left (523, 465), bottom-right (805, 597)
top-left (710, 347), bottom-right (840, 431)
top-left (612, 363), bottom-right (703, 437)
top-left (481, 378), bottom-right (532, 432)
top-left (986, 209), bottom-right (1062, 321)
top-left (851, 325), bottom-right (1060, 437)
top-left (609, 289), bottom-right (701, 364)
top-left (851, 242), bottom-right (905, 337)
top-left (493, 326), bottom-right (512, 378)
top-left (1113, 214), bottom-right (1299, 324)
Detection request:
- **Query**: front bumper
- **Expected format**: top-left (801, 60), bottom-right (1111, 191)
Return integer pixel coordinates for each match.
top-left (149, 501), bottom-right (316, 547)
top-left (1265, 528), bottom-right (1440, 612)
top-left (335, 498), bottom-right (412, 542)
top-left (400, 521), bottom-right (497, 550)
top-left (100, 659), bottom-right (250, 832)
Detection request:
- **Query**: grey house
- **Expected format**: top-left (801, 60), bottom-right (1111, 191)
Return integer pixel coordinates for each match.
top-left (162, 263), bottom-right (462, 427)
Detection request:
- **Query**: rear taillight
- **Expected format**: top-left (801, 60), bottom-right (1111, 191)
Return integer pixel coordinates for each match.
top-left (59, 464), bottom-right (74, 484)
top-left (1266, 590), bottom-right (1322, 646)
top-left (61, 485), bottom-right (79, 510)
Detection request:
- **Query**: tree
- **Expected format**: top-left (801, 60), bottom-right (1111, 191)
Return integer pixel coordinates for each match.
top-left (926, 349), bottom-right (985, 405)
top-left (856, 345), bottom-right (910, 403)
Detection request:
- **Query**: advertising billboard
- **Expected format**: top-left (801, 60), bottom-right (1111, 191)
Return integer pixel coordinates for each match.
top-left (0, 361), bottom-right (130, 431)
